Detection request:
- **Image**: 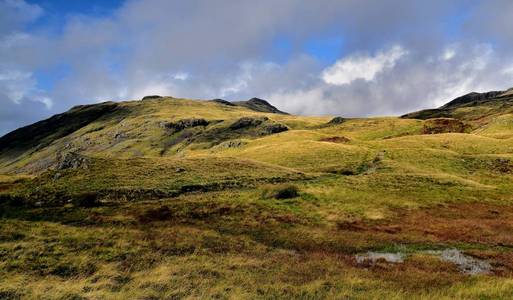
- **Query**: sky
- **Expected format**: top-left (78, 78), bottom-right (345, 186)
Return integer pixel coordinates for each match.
top-left (1, 0), bottom-right (513, 136)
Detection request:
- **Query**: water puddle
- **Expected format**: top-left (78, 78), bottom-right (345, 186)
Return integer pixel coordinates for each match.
top-left (354, 248), bottom-right (492, 275)
top-left (355, 252), bottom-right (405, 264)
top-left (424, 249), bottom-right (492, 275)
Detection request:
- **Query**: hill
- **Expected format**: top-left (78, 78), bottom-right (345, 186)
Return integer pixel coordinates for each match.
top-left (2, 92), bottom-right (513, 299)
top-left (402, 88), bottom-right (513, 127)
top-left (0, 96), bottom-right (291, 174)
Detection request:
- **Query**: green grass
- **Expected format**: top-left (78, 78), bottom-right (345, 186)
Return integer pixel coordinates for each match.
top-left (2, 97), bottom-right (513, 298)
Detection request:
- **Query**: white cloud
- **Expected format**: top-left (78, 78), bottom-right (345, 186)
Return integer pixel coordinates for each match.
top-left (442, 48), bottom-right (456, 60)
top-left (0, 69), bottom-right (53, 107)
top-left (132, 83), bottom-right (173, 99)
top-left (504, 66), bottom-right (513, 75)
top-left (0, 69), bottom-right (34, 103)
top-left (38, 96), bottom-right (53, 109)
top-left (321, 45), bottom-right (407, 85)
top-left (172, 72), bottom-right (189, 81)
top-left (264, 43), bottom-right (513, 117)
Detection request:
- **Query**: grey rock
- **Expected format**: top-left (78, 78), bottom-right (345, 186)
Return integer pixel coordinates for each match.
top-left (229, 117), bottom-right (269, 130)
top-left (165, 118), bottom-right (210, 132)
top-left (56, 152), bottom-right (91, 170)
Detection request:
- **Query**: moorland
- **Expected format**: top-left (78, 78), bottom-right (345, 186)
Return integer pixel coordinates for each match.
top-left (2, 90), bottom-right (513, 299)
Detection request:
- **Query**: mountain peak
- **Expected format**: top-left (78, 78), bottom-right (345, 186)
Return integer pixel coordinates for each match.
top-left (234, 98), bottom-right (288, 114)
top-left (401, 86), bottom-right (513, 120)
top-left (209, 97), bottom-right (288, 114)
top-left (440, 90), bottom-right (504, 109)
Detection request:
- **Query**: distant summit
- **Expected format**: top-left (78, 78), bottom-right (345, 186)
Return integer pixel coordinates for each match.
top-left (233, 98), bottom-right (288, 115)
top-left (140, 95), bottom-right (288, 114)
top-left (402, 87), bottom-right (513, 120)
top-left (440, 91), bottom-right (505, 109)
top-left (210, 97), bottom-right (288, 114)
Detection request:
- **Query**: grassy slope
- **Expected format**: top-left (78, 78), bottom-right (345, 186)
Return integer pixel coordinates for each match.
top-left (2, 97), bottom-right (513, 298)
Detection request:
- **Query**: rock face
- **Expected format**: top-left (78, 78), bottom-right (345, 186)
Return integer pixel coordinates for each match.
top-left (422, 118), bottom-right (467, 134)
top-left (263, 123), bottom-right (288, 134)
top-left (229, 117), bottom-right (288, 135)
top-left (229, 117), bottom-right (268, 130)
top-left (56, 152), bottom-right (91, 170)
top-left (159, 116), bottom-right (288, 154)
top-left (165, 118), bottom-right (210, 132)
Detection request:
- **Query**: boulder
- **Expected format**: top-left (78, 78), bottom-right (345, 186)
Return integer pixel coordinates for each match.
top-left (262, 123), bottom-right (288, 134)
top-left (56, 152), bottom-right (91, 170)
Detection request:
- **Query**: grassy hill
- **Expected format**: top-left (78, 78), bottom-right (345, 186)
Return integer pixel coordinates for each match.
top-left (2, 93), bottom-right (513, 299)
top-left (402, 88), bottom-right (513, 136)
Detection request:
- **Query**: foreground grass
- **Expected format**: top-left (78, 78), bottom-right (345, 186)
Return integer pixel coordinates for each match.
top-left (2, 173), bottom-right (513, 299)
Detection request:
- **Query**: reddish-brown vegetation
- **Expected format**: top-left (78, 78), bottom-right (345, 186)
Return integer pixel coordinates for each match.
top-left (319, 136), bottom-right (351, 143)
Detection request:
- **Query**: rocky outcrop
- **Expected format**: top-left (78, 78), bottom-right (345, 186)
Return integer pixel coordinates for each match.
top-left (262, 123), bottom-right (288, 134)
top-left (229, 117), bottom-right (268, 130)
top-left (327, 117), bottom-right (346, 125)
top-left (165, 118), bottom-right (210, 132)
top-left (229, 117), bottom-right (288, 135)
top-left (56, 152), bottom-right (91, 170)
top-left (214, 140), bottom-right (247, 149)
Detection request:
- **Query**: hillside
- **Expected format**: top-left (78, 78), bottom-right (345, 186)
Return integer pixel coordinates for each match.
top-left (401, 88), bottom-right (513, 138)
top-left (0, 96), bottom-right (291, 174)
top-left (2, 93), bottom-right (513, 299)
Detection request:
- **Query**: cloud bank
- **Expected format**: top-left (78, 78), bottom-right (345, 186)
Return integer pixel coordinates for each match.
top-left (1, 0), bottom-right (513, 135)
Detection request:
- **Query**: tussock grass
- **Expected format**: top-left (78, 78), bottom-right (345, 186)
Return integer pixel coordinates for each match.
top-left (261, 184), bottom-right (300, 199)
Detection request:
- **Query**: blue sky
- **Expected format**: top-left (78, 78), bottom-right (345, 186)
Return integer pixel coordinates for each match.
top-left (1, 0), bottom-right (513, 135)
top-left (29, 0), bottom-right (124, 21)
